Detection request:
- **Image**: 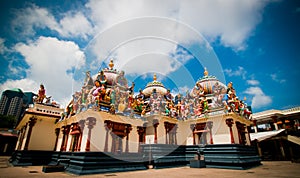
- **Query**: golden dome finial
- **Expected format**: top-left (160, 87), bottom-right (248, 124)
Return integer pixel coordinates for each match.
top-left (204, 67), bottom-right (208, 76)
top-left (153, 73), bottom-right (157, 81)
top-left (109, 59), bottom-right (114, 69)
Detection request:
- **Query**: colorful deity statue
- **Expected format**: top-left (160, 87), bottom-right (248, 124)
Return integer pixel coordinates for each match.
top-left (136, 89), bottom-right (145, 100)
top-left (127, 92), bottom-right (134, 109)
top-left (201, 96), bottom-right (209, 113)
top-left (165, 102), bottom-right (171, 116)
top-left (110, 87), bottom-right (116, 106)
top-left (115, 71), bottom-right (128, 88)
top-left (99, 83), bottom-right (106, 101)
top-left (213, 82), bottom-right (225, 107)
top-left (118, 94), bottom-right (127, 113)
top-left (193, 82), bottom-right (205, 98)
top-left (90, 80), bottom-right (102, 108)
top-left (164, 89), bottom-right (173, 103)
top-left (84, 71), bottom-right (94, 90)
top-left (96, 70), bottom-right (107, 85)
top-left (135, 97), bottom-right (144, 113)
top-left (128, 82), bottom-right (135, 94)
top-left (37, 84), bottom-right (46, 103)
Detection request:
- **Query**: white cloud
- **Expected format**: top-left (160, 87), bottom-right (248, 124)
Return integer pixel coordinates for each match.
top-left (0, 38), bottom-right (8, 54)
top-left (58, 12), bottom-right (94, 39)
top-left (270, 73), bottom-right (286, 84)
top-left (173, 86), bottom-right (191, 95)
top-left (247, 79), bottom-right (260, 85)
top-left (224, 66), bottom-right (247, 79)
top-left (11, 4), bottom-right (59, 37)
top-left (101, 38), bottom-right (194, 76)
top-left (3, 36), bottom-right (86, 107)
top-left (0, 79), bottom-right (38, 94)
top-left (244, 86), bottom-right (272, 108)
top-left (86, 0), bottom-right (270, 50)
top-left (11, 4), bottom-right (93, 39)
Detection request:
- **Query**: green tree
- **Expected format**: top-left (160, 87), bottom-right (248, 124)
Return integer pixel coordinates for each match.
top-left (0, 115), bottom-right (17, 128)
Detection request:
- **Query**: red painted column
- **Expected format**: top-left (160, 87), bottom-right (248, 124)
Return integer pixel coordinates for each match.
top-left (54, 128), bottom-right (60, 151)
top-left (60, 127), bottom-right (66, 151)
top-left (77, 120), bottom-right (85, 151)
top-left (125, 124), bottom-right (132, 153)
top-left (236, 122), bottom-right (242, 144)
top-left (164, 122), bottom-right (169, 144)
top-left (60, 126), bottom-right (66, 151)
top-left (207, 121), bottom-right (214, 144)
top-left (85, 117), bottom-right (96, 151)
top-left (153, 120), bottom-right (159, 144)
top-left (24, 117), bottom-right (37, 150)
top-left (61, 125), bottom-right (71, 151)
top-left (226, 119), bottom-right (235, 144)
top-left (137, 126), bottom-right (146, 153)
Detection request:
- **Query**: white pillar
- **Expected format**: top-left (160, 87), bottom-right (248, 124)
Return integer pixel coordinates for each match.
top-left (274, 123), bottom-right (279, 131)
top-left (254, 126), bottom-right (258, 133)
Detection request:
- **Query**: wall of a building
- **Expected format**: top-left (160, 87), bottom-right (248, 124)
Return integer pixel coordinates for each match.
top-left (29, 118), bottom-right (57, 150)
top-left (177, 121), bottom-right (192, 145)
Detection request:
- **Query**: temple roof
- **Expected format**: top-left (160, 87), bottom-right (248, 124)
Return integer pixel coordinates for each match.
top-left (143, 74), bottom-right (167, 96)
top-left (195, 68), bottom-right (227, 96)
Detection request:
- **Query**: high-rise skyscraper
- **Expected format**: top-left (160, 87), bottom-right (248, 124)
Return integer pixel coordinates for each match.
top-left (0, 88), bottom-right (25, 124)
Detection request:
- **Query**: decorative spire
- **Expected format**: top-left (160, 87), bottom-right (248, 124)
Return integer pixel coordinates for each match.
top-left (153, 73), bottom-right (157, 81)
top-left (109, 59), bottom-right (114, 70)
top-left (204, 67), bottom-right (208, 76)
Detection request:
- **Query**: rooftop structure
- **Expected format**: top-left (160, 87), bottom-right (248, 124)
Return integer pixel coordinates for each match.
top-left (250, 107), bottom-right (300, 161)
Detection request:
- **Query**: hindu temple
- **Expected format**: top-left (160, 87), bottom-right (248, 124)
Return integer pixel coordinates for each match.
top-left (9, 60), bottom-right (261, 175)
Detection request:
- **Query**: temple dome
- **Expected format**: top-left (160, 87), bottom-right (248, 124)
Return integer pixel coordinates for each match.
top-left (97, 60), bottom-right (128, 87)
top-left (102, 69), bottom-right (118, 86)
top-left (143, 74), bottom-right (167, 96)
top-left (194, 68), bottom-right (227, 96)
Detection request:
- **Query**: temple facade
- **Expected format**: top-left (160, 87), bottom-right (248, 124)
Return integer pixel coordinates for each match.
top-left (11, 60), bottom-right (260, 174)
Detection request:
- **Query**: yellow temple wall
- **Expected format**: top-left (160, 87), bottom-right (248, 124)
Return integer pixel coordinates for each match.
top-left (29, 118), bottom-right (57, 150)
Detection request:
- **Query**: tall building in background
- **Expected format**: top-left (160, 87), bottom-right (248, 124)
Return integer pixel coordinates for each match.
top-left (0, 88), bottom-right (25, 123)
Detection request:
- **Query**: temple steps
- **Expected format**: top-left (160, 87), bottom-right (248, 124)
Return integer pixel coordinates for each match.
top-left (9, 144), bottom-right (261, 175)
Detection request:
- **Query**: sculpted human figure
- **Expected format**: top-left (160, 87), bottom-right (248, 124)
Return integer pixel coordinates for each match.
top-left (115, 71), bottom-right (128, 88)
top-left (164, 89), bottom-right (173, 103)
top-left (110, 87), bottom-right (116, 106)
top-left (84, 71), bottom-right (94, 90)
top-left (37, 84), bottom-right (46, 103)
top-left (128, 81), bottom-right (135, 94)
top-left (118, 94), bottom-right (126, 113)
top-left (136, 89), bottom-right (145, 100)
top-left (96, 70), bottom-right (107, 85)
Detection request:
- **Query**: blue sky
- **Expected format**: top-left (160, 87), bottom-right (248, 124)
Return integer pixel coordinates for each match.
top-left (0, 0), bottom-right (299, 113)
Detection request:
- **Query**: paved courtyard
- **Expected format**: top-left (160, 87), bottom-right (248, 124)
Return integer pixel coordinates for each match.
top-left (0, 157), bottom-right (300, 178)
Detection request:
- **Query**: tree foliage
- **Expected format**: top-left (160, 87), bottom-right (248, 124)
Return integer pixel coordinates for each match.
top-left (0, 115), bottom-right (17, 128)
